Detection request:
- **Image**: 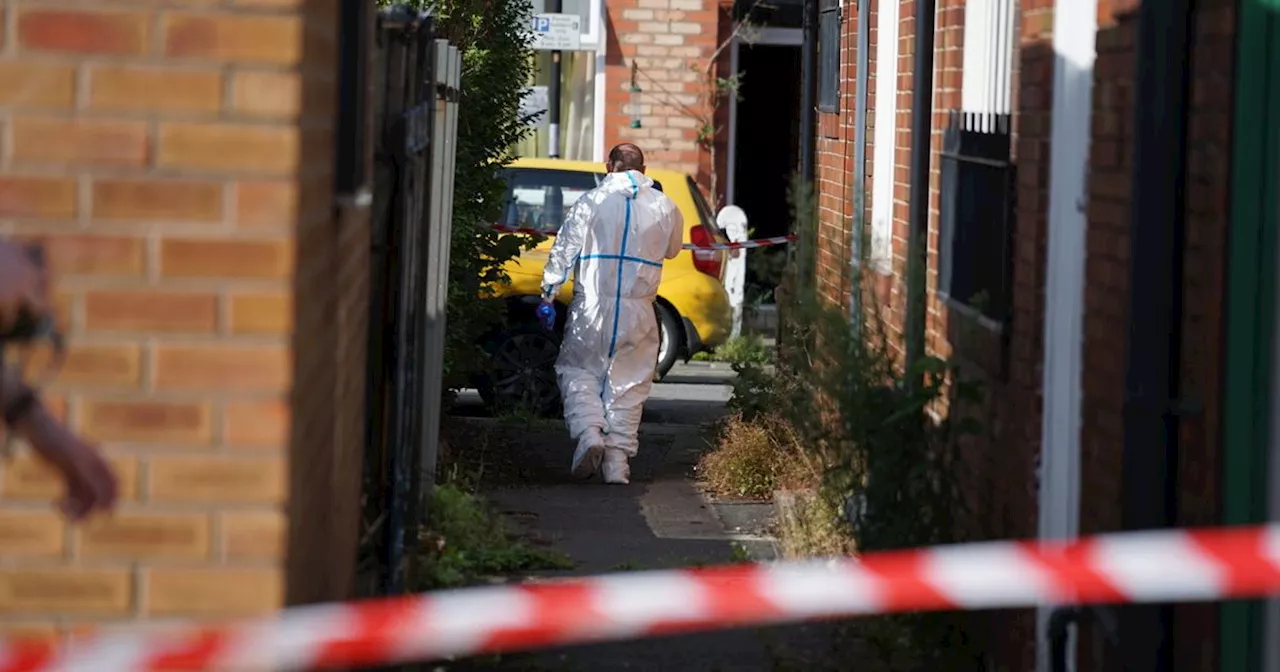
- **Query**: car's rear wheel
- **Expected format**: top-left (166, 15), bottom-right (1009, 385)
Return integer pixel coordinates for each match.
top-left (477, 324), bottom-right (563, 417)
top-left (655, 302), bottom-right (682, 380)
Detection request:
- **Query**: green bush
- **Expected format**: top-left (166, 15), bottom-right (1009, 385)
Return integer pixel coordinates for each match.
top-left (695, 333), bottom-right (772, 365)
top-left (379, 0), bottom-right (539, 389)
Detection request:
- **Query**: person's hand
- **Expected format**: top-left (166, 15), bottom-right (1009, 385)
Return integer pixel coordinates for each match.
top-left (0, 242), bottom-right (49, 336)
top-left (536, 298), bottom-right (557, 332)
top-left (14, 403), bottom-right (118, 520)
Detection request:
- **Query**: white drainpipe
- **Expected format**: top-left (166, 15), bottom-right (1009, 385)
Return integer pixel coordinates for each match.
top-left (1035, 0), bottom-right (1098, 670)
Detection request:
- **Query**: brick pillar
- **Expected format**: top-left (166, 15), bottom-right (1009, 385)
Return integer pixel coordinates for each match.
top-left (604, 0), bottom-right (719, 182)
top-left (0, 0), bottom-right (360, 640)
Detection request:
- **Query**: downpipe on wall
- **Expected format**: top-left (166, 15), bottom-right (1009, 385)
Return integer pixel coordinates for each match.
top-left (849, 0), bottom-right (870, 328)
top-left (903, 0), bottom-right (937, 387)
top-left (1118, 0), bottom-right (1194, 669)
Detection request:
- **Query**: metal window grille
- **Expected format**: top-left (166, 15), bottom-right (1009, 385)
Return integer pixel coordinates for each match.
top-left (938, 111), bottom-right (1015, 324)
top-left (817, 0), bottom-right (840, 113)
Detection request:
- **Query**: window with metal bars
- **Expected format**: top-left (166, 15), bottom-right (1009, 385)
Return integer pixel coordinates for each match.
top-left (817, 0), bottom-right (840, 113)
top-left (938, 0), bottom-right (1017, 325)
top-left (938, 112), bottom-right (1014, 324)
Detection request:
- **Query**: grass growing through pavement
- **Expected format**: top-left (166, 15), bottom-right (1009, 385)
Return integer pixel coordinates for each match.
top-left (695, 413), bottom-right (815, 500)
top-left (416, 483), bottom-right (573, 590)
top-left (691, 333), bottom-right (773, 365)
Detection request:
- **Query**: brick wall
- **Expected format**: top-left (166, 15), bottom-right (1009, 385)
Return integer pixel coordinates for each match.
top-left (805, 0), bottom-right (1236, 668)
top-left (813, 0), bottom-right (858, 308)
top-left (807, 0), bottom-right (1052, 668)
top-left (1168, 0), bottom-right (1234, 668)
top-left (1074, 0), bottom-right (1235, 670)
top-left (604, 0), bottom-right (719, 186)
top-left (0, 0), bottom-right (363, 639)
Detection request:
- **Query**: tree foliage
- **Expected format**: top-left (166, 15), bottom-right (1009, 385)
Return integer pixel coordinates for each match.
top-left (379, 0), bottom-right (538, 388)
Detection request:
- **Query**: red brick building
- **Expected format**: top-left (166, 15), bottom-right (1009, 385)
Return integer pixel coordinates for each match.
top-left (526, 0), bottom-right (802, 228)
top-left (798, 0), bottom-right (1280, 670)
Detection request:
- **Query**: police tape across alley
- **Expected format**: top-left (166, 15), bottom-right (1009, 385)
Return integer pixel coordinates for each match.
top-left (490, 223), bottom-right (797, 250)
top-left (2, 524), bottom-right (1280, 671)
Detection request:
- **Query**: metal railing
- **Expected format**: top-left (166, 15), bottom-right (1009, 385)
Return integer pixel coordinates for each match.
top-left (358, 5), bottom-right (462, 599)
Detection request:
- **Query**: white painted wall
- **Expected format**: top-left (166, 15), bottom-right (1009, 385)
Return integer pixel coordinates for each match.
top-left (1035, 0), bottom-right (1099, 670)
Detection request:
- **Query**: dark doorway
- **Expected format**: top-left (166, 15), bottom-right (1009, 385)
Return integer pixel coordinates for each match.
top-left (733, 43), bottom-right (801, 304)
top-left (732, 44), bottom-right (802, 239)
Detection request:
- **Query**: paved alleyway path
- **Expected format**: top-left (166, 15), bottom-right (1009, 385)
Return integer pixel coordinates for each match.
top-left (443, 362), bottom-right (848, 672)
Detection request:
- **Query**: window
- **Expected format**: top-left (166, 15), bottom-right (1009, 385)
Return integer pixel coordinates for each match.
top-left (937, 114), bottom-right (1014, 323)
top-left (937, 0), bottom-right (1017, 324)
top-left (499, 168), bottom-right (603, 232)
top-left (515, 51), bottom-right (597, 160)
top-left (686, 176), bottom-right (717, 230)
top-left (817, 0), bottom-right (841, 113)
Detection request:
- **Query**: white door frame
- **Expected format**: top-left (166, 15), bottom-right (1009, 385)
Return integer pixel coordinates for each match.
top-left (593, 50), bottom-right (606, 162)
top-left (1035, 1), bottom-right (1098, 671)
top-left (725, 27), bottom-right (804, 207)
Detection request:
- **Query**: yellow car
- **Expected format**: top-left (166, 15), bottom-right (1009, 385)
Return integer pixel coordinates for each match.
top-left (477, 158), bottom-right (733, 413)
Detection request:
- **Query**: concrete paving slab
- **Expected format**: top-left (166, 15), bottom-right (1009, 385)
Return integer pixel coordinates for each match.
top-left (435, 366), bottom-right (851, 671)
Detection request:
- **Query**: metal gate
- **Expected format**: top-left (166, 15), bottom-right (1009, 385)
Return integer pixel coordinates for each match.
top-left (358, 5), bottom-right (462, 598)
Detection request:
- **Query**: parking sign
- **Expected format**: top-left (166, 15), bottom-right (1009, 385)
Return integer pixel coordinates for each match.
top-left (530, 13), bottom-right (581, 51)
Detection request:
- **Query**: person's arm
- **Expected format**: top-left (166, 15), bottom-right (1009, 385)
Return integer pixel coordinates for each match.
top-left (664, 199), bottom-right (685, 260)
top-left (542, 199), bottom-right (591, 298)
top-left (0, 366), bottom-right (117, 520)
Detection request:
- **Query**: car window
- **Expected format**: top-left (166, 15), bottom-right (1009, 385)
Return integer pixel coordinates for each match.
top-left (685, 176), bottom-right (716, 229)
top-left (500, 168), bottom-right (604, 232)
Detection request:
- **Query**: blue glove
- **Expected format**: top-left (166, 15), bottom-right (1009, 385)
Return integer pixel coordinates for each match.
top-left (536, 300), bottom-right (556, 332)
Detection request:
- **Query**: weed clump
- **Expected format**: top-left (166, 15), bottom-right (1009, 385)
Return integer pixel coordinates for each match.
top-left (696, 176), bottom-right (986, 670)
top-left (416, 483), bottom-right (573, 590)
top-left (696, 413), bottom-right (811, 500)
top-left (692, 333), bottom-right (773, 365)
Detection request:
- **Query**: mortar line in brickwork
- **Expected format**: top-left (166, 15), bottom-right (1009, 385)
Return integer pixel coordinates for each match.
top-left (72, 63), bottom-right (90, 112)
top-left (132, 565), bottom-right (147, 619)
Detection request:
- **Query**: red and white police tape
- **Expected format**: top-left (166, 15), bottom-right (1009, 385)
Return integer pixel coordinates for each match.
top-left (681, 235), bottom-right (796, 251)
top-left (489, 224), bottom-right (796, 251)
top-left (4, 524), bottom-right (1279, 671)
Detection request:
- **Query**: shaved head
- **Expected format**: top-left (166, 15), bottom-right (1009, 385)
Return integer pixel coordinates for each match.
top-left (607, 143), bottom-right (645, 173)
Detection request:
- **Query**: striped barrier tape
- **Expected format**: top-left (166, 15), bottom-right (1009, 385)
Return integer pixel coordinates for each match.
top-left (490, 224), bottom-right (795, 251)
top-left (5, 524), bottom-right (1278, 671)
top-left (681, 235), bottom-right (796, 251)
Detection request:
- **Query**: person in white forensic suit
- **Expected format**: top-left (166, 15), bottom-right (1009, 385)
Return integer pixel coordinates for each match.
top-left (539, 144), bottom-right (684, 484)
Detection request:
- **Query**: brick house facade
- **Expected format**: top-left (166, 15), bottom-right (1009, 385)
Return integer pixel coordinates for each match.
top-left (800, 0), bottom-right (1259, 669)
top-left (0, 0), bottom-right (367, 642)
top-left (523, 0), bottom-right (728, 196)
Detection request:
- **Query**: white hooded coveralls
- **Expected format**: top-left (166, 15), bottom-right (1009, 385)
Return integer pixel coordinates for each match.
top-left (542, 170), bottom-right (684, 457)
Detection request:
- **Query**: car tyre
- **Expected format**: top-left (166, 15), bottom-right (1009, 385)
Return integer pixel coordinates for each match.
top-left (655, 301), bottom-right (682, 381)
top-left (476, 323), bottom-right (564, 417)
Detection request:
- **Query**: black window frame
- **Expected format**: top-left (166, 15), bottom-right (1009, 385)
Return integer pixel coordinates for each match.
top-left (817, 0), bottom-right (841, 113)
top-left (937, 111), bottom-right (1016, 329)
